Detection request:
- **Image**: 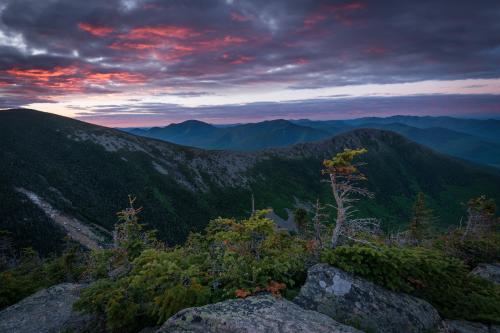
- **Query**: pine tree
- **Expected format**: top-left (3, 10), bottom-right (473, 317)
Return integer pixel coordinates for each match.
top-left (293, 208), bottom-right (309, 238)
top-left (408, 192), bottom-right (435, 244)
top-left (114, 195), bottom-right (161, 260)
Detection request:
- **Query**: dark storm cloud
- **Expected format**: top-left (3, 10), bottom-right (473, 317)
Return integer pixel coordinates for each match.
top-left (1, 0), bottom-right (500, 107)
top-left (72, 94), bottom-right (500, 126)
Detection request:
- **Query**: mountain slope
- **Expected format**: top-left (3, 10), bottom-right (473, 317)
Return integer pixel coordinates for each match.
top-left (2, 109), bottom-right (500, 255)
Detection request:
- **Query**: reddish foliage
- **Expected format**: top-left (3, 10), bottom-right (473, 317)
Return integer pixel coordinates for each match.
top-left (265, 281), bottom-right (286, 296)
top-left (235, 288), bottom-right (251, 298)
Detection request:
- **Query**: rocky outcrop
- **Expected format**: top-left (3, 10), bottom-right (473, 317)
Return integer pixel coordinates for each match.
top-left (0, 283), bottom-right (92, 333)
top-left (157, 294), bottom-right (363, 333)
top-left (471, 263), bottom-right (500, 284)
top-left (443, 320), bottom-right (500, 333)
top-left (294, 264), bottom-right (441, 333)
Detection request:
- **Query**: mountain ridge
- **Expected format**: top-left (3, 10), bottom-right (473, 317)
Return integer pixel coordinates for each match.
top-left (1, 108), bottom-right (499, 255)
top-left (123, 116), bottom-right (500, 167)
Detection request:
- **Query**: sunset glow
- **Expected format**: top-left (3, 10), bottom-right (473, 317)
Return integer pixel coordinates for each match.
top-left (1, 0), bottom-right (499, 126)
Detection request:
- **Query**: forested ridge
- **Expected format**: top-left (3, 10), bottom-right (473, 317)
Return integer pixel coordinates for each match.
top-left (1, 109), bottom-right (499, 257)
top-left (1, 147), bottom-right (499, 332)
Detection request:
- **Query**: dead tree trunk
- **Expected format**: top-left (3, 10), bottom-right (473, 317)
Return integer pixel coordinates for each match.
top-left (330, 174), bottom-right (345, 248)
top-left (322, 148), bottom-right (373, 248)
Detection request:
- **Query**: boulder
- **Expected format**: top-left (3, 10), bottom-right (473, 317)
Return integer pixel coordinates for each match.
top-left (0, 283), bottom-right (92, 333)
top-left (294, 264), bottom-right (441, 333)
top-left (157, 294), bottom-right (363, 333)
top-left (471, 263), bottom-right (500, 284)
top-left (443, 320), bottom-right (500, 333)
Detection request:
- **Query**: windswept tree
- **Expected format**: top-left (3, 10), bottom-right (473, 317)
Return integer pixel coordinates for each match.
top-left (322, 148), bottom-right (375, 248)
top-left (408, 192), bottom-right (436, 244)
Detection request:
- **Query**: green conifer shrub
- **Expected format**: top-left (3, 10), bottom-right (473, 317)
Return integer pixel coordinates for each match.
top-left (321, 245), bottom-right (500, 323)
top-left (74, 210), bottom-right (311, 331)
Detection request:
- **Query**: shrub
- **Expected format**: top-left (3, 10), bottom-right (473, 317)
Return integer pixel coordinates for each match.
top-left (75, 211), bottom-right (311, 331)
top-left (0, 244), bottom-right (87, 310)
top-left (436, 230), bottom-right (500, 267)
top-left (321, 245), bottom-right (500, 323)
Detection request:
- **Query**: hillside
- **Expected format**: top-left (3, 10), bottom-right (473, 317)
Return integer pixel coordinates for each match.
top-left (2, 109), bottom-right (500, 255)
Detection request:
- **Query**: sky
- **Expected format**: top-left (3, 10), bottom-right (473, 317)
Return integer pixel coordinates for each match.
top-left (0, 0), bottom-right (500, 127)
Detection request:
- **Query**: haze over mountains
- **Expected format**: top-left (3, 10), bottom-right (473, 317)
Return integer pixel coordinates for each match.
top-left (124, 116), bottom-right (500, 168)
top-left (2, 109), bottom-right (500, 256)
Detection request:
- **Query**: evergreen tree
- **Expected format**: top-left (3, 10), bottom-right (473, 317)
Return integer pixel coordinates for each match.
top-left (114, 195), bottom-right (161, 261)
top-left (293, 208), bottom-right (309, 238)
top-left (408, 192), bottom-right (435, 244)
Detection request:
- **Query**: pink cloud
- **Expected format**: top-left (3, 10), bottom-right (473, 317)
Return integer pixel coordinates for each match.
top-left (302, 1), bottom-right (366, 29)
top-left (364, 47), bottom-right (388, 55)
top-left (295, 58), bottom-right (310, 65)
top-left (231, 11), bottom-right (250, 22)
top-left (78, 22), bottom-right (114, 37)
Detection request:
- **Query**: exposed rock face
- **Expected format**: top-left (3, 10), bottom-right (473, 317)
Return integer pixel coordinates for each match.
top-left (294, 264), bottom-right (441, 333)
top-left (443, 320), bottom-right (500, 333)
top-left (157, 294), bottom-right (363, 333)
top-left (471, 263), bottom-right (500, 284)
top-left (0, 283), bottom-right (91, 333)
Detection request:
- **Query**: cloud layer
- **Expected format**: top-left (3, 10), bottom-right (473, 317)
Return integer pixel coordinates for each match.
top-left (0, 0), bottom-right (499, 124)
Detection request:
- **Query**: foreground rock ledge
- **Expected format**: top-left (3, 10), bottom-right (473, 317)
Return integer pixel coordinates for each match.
top-left (157, 294), bottom-right (363, 333)
top-left (294, 264), bottom-right (441, 333)
top-left (0, 283), bottom-right (91, 333)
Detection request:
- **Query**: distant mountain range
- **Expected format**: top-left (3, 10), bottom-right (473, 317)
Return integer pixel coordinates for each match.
top-left (126, 119), bottom-right (330, 151)
top-left (2, 109), bottom-right (500, 256)
top-left (123, 116), bottom-right (500, 168)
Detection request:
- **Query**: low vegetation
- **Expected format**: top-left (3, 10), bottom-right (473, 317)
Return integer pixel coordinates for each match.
top-left (0, 241), bottom-right (87, 309)
top-left (1, 148), bottom-right (499, 332)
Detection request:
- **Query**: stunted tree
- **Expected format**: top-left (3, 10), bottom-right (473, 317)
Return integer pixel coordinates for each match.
top-left (294, 208), bottom-right (309, 238)
top-left (292, 200), bottom-right (328, 256)
top-left (408, 192), bottom-right (436, 244)
top-left (114, 195), bottom-right (161, 260)
top-left (322, 148), bottom-right (375, 248)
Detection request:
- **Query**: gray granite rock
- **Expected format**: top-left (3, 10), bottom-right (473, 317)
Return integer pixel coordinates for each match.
top-left (471, 263), bottom-right (500, 284)
top-left (157, 294), bottom-right (364, 333)
top-left (294, 264), bottom-right (441, 333)
top-left (0, 283), bottom-right (92, 333)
